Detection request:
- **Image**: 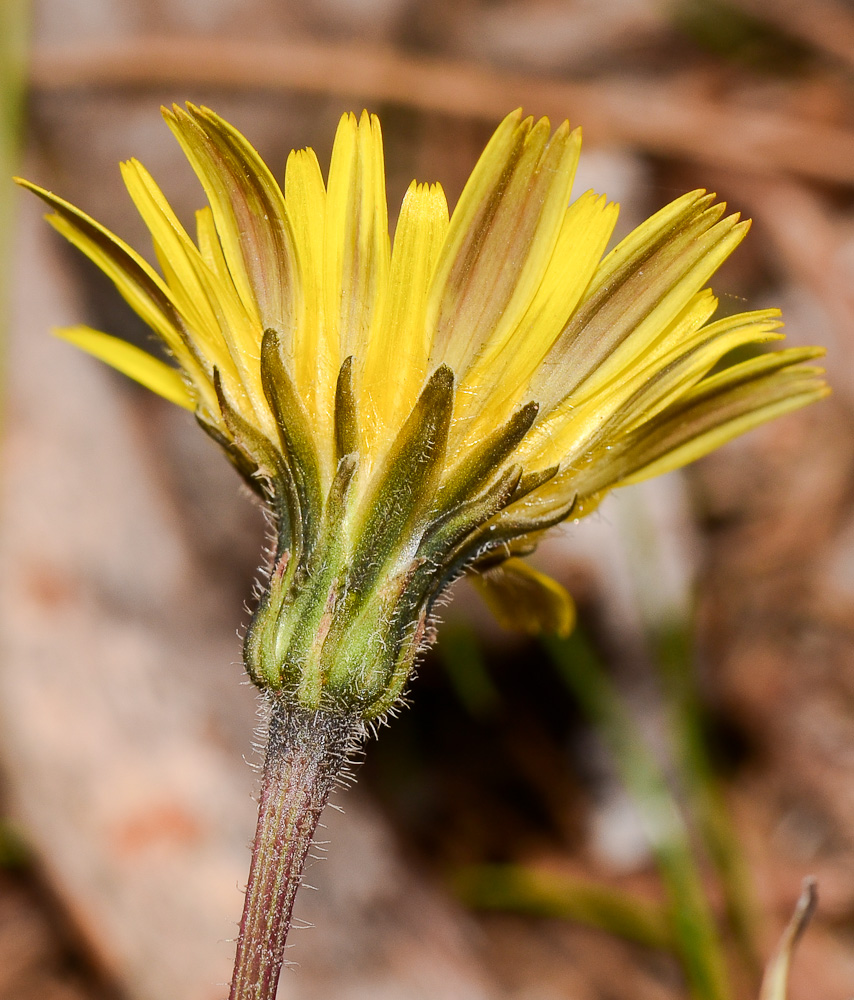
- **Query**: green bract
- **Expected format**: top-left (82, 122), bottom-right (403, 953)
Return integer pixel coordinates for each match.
top-left (242, 338), bottom-right (576, 717)
top-left (17, 107), bottom-right (829, 718)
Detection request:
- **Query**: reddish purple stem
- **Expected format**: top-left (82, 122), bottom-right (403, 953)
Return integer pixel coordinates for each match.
top-left (229, 703), bottom-right (360, 1000)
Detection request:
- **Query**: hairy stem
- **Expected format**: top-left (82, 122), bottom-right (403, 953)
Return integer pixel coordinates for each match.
top-left (229, 701), bottom-right (361, 1000)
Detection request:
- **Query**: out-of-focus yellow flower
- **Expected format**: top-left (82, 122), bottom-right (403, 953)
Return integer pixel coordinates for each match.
top-left (17, 106), bottom-right (828, 717)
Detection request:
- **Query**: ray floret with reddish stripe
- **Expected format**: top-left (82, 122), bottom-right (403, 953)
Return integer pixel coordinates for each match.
top-left (17, 104), bottom-right (828, 1000)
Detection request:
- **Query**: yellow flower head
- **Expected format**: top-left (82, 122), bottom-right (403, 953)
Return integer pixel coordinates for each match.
top-left (18, 106), bottom-right (828, 717)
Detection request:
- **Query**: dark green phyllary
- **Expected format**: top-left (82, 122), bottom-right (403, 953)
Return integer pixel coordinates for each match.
top-left (19, 103), bottom-right (828, 1000)
top-left (19, 107), bottom-right (826, 718)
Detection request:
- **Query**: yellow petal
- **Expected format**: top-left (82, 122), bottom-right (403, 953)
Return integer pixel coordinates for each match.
top-left (598, 360), bottom-right (829, 490)
top-left (16, 179), bottom-right (189, 362)
top-left (531, 192), bottom-right (748, 411)
top-left (520, 290), bottom-right (719, 468)
top-left (585, 189), bottom-right (711, 300)
top-left (119, 157), bottom-right (270, 434)
top-left (162, 104), bottom-right (300, 338)
top-left (120, 160), bottom-right (233, 371)
top-left (537, 304), bottom-right (788, 471)
top-left (609, 311), bottom-right (787, 437)
top-left (619, 382), bottom-right (829, 487)
top-left (680, 343), bottom-right (824, 402)
top-left (362, 181), bottom-right (449, 453)
top-left (55, 325), bottom-right (194, 409)
top-left (428, 112), bottom-right (581, 376)
top-left (458, 190), bottom-right (618, 444)
top-left (472, 558), bottom-right (575, 637)
top-left (284, 145), bottom-right (337, 455)
top-left (323, 111), bottom-right (390, 370)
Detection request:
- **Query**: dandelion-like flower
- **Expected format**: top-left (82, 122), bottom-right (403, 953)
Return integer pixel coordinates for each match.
top-left (18, 106), bottom-right (828, 999)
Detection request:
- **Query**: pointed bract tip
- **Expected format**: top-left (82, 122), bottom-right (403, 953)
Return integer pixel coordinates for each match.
top-left (428, 363), bottom-right (455, 390)
top-left (261, 327), bottom-right (281, 355)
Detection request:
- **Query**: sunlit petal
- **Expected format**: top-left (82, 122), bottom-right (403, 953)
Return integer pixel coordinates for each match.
top-left (20, 107), bottom-right (829, 645)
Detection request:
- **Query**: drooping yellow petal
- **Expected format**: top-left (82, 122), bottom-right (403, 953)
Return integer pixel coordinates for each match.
top-left (55, 325), bottom-right (194, 409)
top-left (428, 111), bottom-right (582, 376)
top-left (472, 558), bottom-right (575, 637)
top-left (361, 181), bottom-right (449, 453)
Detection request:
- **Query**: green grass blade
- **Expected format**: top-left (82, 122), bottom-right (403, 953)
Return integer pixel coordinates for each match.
top-left (453, 862), bottom-right (673, 951)
top-left (613, 482), bottom-right (760, 981)
top-left (544, 628), bottom-right (732, 1000)
top-left (655, 621), bottom-right (762, 980)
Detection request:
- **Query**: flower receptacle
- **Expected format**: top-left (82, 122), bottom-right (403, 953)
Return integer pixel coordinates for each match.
top-left (244, 540), bottom-right (429, 718)
top-left (240, 355), bottom-right (455, 719)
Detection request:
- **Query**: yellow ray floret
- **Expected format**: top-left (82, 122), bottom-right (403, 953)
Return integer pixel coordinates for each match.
top-left (16, 106), bottom-right (829, 641)
top-left (55, 325), bottom-right (194, 409)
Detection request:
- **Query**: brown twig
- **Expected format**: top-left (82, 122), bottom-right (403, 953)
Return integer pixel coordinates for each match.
top-left (27, 35), bottom-right (854, 184)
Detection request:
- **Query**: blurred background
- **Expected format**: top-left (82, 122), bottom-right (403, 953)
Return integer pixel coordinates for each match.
top-left (3, 1), bottom-right (854, 998)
